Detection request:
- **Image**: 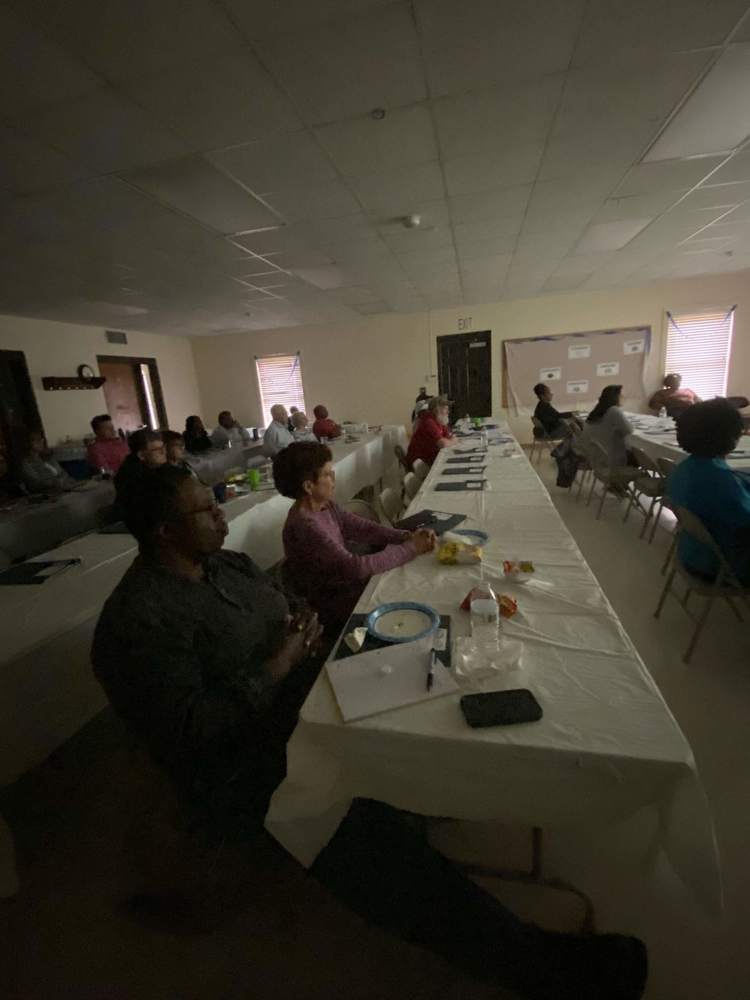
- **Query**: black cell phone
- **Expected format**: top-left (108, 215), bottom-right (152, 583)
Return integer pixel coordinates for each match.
top-left (460, 689), bottom-right (543, 728)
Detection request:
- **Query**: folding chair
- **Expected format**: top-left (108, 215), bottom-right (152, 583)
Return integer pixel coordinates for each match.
top-left (568, 424), bottom-right (593, 501)
top-left (529, 417), bottom-right (562, 464)
top-left (622, 446), bottom-right (667, 538)
top-left (648, 457), bottom-right (677, 550)
top-left (378, 486), bottom-right (403, 526)
top-left (403, 472), bottom-right (421, 501)
top-left (394, 444), bottom-right (411, 474)
top-left (654, 505), bottom-right (750, 663)
top-left (585, 440), bottom-right (637, 520)
top-left (412, 458), bottom-right (429, 481)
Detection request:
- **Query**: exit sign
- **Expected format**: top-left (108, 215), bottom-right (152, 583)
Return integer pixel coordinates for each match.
top-left (458, 316), bottom-right (472, 331)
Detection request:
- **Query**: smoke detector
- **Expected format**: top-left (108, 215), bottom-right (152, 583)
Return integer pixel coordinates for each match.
top-left (402, 213), bottom-right (422, 229)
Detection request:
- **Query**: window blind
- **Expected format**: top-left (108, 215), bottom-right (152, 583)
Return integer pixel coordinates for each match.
top-left (664, 308), bottom-right (735, 399)
top-left (255, 353), bottom-right (306, 424)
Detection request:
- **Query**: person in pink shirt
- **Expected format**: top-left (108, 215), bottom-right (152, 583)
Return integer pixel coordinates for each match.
top-left (274, 441), bottom-right (435, 632)
top-left (86, 414), bottom-right (129, 474)
top-left (312, 404), bottom-right (342, 441)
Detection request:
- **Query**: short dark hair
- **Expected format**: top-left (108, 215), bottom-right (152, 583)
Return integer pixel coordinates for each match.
top-left (161, 430), bottom-right (183, 445)
top-left (273, 441), bottom-right (332, 499)
top-left (313, 405), bottom-right (327, 419)
top-left (121, 464), bottom-right (193, 548)
top-left (128, 428), bottom-right (162, 454)
top-left (676, 399), bottom-right (742, 458)
top-left (533, 382), bottom-right (547, 399)
top-left (587, 385), bottom-right (622, 423)
top-left (91, 414), bottom-right (112, 433)
top-left (218, 410), bottom-right (231, 421)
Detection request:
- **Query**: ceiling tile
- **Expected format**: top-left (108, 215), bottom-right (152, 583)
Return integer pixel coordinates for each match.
top-left (575, 218), bottom-right (654, 253)
top-left (0, 126), bottom-right (92, 194)
top-left (538, 133), bottom-right (645, 180)
top-left (615, 156), bottom-right (727, 196)
top-left (22, 89), bottom-right (188, 173)
top-left (348, 162), bottom-right (445, 218)
top-left (573, 0), bottom-right (750, 65)
top-left (448, 185), bottom-right (532, 223)
top-left (700, 149), bottom-right (750, 186)
top-left (417, 0), bottom-right (585, 96)
top-left (221, 0), bottom-right (393, 39)
top-left (522, 203), bottom-right (599, 236)
top-left (433, 75), bottom-right (564, 159)
top-left (379, 224), bottom-right (455, 255)
top-left (444, 143), bottom-right (544, 196)
top-left (315, 106), bottom-right (438, 177)
top-left (263, 180), bottom-right (361, 221)
top-left (17, 0), bottom-right (242, 82)
top-left (121, 157), bottom-right (281, 234)
top-left (263, 4), bottom-right (426, 123)
top-left (543, 273), bottom-right (593, 291)
top-left (209, 131), bottom-right (337, 192)
top-left (122, 49), bottom-right (301, 152)
top-left (595, 189), bottom-right (689, 221)
top-left (453, 218), bottom-right (522, 247)
top-left (0, 7), bottom-right (102, 118)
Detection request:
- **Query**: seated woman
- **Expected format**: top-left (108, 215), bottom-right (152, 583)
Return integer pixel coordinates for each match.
top-left (581, 385), bottom-right (634, 468)
top-left (17, 429), bottom-right (75, 494)
top-left (669, 399), bottom-right (750, 584)
top-left (407, 395), bottom-right (458, 467)
top-left (274, 441), bottom-right (435, 632)
top-left (183, 415), bottom-right (212, 454)
top-left (311, 405), bottom-right (342, 441)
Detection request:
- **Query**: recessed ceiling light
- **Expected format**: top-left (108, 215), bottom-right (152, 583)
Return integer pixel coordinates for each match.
top-left (644, 44), bottom-right (750, 162)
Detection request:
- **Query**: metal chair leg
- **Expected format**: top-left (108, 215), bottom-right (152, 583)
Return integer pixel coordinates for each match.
top-left (684, 594), bottom-right (715, 664)
top-left (654, 562), bottom-right (677, 619)
top-left (596, 480), bottom-right (608, 519)
top-left (639, 495), bottom-right (659, 539)
top-left (724, 595), bottom-right (744, 623)
top-left (622, 488), bottom-right (636, 524)
top-left (586, 475), bottom-right (597, 506)
top-left (682, 587), bottom-right (691, 609)
top-left (648, 498), bottom-right (664, 543)
top-left (661, 532), bottom-right (677, 575)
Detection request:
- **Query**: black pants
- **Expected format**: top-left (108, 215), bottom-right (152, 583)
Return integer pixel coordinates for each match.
top-left (309, 799), bottom-right (558, 998)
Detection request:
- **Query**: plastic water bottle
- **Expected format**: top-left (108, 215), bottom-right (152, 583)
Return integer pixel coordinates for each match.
top-left (470, 582), bottom-right (500, 651)
top-left (658, 406), bottom-right (667, 419)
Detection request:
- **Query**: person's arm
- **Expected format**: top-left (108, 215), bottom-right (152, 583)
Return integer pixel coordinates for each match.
top-left (328, 420), bottom-right (343, 439)
top-left (239, 424), bottom-right (251, 444)
top-left (611, 407), bottom-right (633, 437)
top-left (648, 389), bottom-right (665, 411)
top-left (211, 427), bottom-right (229, 449)
top-left (335, 506), bottom-right (410, 547)
top-left (288, 514), bottom-right (418, 582)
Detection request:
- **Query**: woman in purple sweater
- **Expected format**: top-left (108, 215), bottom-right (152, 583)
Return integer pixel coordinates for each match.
top-left (274, 442), bottom-right (435, 632)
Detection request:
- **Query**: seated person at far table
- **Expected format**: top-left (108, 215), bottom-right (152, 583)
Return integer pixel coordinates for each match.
top-left (183, 415), bottom-right (212, 455)
top-left (406, 395), bottom-right (458, 468)
top-left (262, 404), bottom-right (294, 457)
top-left (163, 430), bottom-right (198, 478)
top-left (91, 465), bottom-right (647, 1000)
top-left (290, 410), bottom-right (317, 442)
top-left (276, 441), bottom-right (435, 634)
top-left (532, 383), bottom-right (575, 438)
top-left (648, 373), bottom-right (700, 418)
top-left (210, 410), bottom-right (251, 450)
top-left (17, 428), bottom-right (76, 494)
top-left (669, 399), bottom-right (750, 585)
top-left (86, 414), bottom-right (129, 474)
top-left (312, 404), bottom-right (342, 442)
top-left (114, 429), bottom-right (166, 508)
top-left (287, 405), bottom-right (299, 432)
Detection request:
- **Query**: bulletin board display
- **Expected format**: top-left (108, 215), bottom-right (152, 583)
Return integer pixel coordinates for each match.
top-left (503, 326), bottom-right (651, 413)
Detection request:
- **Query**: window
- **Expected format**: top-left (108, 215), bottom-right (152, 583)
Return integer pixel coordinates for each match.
top-left (664, 308), bottom-right (735, 399)
top-left (255, 353), bottom-right (306, 424)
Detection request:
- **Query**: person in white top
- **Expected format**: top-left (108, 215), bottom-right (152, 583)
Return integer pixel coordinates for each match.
top-left (211, 410), bottom-right (251, 450)
top-left (291, 411), bottom-right (317, 442)
top-left (262, 404), bottom-right (294, 457)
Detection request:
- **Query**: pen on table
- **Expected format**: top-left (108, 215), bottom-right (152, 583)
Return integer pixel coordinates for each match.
top-left (426, 648), bottom-right (436, 692)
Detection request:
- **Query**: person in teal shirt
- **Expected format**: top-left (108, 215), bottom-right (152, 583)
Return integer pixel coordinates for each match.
top-left (669, 399), bottom-right (750, 584)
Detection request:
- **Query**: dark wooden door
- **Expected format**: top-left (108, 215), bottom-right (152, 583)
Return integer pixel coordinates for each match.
top-left (437, 331), bottom-right (492, 418)
top-left (0, 349), bottom-right (43, 461)
top-left (97, 356), bottom-right (167, 434)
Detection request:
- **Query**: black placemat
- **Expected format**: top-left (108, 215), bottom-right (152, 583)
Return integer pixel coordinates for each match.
top-left (98, 521), bottom-right (130, 534)
top-left (441, 466), bottom-right (486, 475)
top-left (434, 481), bottom-right (486, 492)
top-left (394, 509), bottom-right (466, 534)
top-left (333, 613), bottom-right (452, 668)
top-left (446, 455), bottom-right (485, 464)
top-left (0, 559), bottom-right (80, 586)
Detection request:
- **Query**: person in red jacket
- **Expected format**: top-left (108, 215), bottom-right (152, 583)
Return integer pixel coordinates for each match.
top-left (406, 395), bottom-right (458, 467)
top-left (312, 405), bottom-right (342, 441)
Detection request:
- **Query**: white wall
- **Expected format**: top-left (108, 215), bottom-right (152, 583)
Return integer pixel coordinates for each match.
top-left (192, 270), bottom-right (750, 441)
top-left (0, 314), bottom-right (203, 445)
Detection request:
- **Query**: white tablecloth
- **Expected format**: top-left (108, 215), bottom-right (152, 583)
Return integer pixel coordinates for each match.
top-left (266, 423), bottom-right (722, 914)
top-left (626, 412), bottom-right (750, 471)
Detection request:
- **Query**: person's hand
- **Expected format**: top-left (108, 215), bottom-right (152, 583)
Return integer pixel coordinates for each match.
top-left (266, 610), bottom-right (323, 681)
top-left (409, 528), bottom-right (437, 554)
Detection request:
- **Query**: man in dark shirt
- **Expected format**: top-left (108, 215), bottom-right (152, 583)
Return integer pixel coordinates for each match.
top-left (92, 466), bottom-right (646, 1000)
top-left (533, 383), bottom-right (574, 438)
